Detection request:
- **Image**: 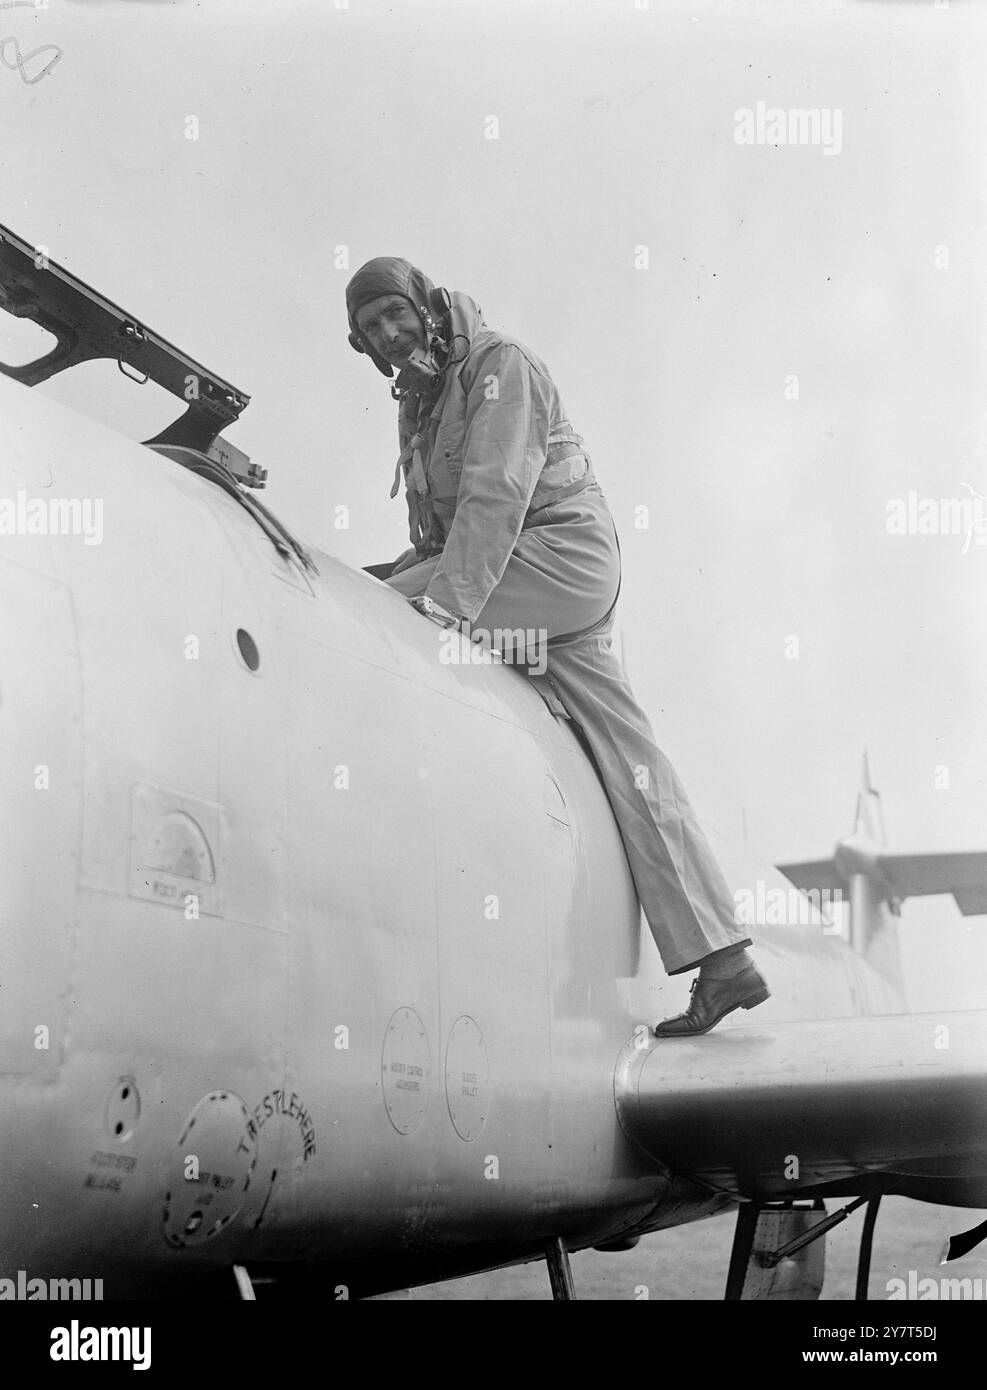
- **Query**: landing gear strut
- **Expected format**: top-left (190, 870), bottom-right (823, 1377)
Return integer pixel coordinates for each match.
top-left (726, 1194), bottom-right (882, 1300)
top-left (545, 1236), bottom-right (577, 1300)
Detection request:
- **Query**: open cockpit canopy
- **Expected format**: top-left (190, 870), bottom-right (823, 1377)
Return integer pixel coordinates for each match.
top-left (0, 222), bottom-right (315, 572)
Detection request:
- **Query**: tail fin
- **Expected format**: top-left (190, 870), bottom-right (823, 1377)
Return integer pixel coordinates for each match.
top-left (777, 756), bottom-right (987, 988)
top-left (853, 751), bottom-right (885, 846)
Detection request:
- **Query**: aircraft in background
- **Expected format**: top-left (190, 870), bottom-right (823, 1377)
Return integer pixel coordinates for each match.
top-left (1, 223), bottom-right (985, 1300)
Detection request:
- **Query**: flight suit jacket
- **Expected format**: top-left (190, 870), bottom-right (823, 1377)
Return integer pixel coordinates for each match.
top-left (394, 294), bottom-right (594, 623)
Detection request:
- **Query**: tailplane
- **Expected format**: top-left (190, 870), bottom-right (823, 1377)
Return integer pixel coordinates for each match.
top-left (778, 754), bottom-right (987, 987)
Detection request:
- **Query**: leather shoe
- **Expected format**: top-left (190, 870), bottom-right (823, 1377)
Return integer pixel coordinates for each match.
top-left (654, 964), bottom-right (770, 1037)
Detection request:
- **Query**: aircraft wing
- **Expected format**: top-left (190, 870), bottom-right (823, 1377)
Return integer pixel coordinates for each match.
top-left (616, 1012), bottom-right (987, 1202)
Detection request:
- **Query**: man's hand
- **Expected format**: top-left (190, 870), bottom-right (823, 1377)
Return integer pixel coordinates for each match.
top-left (407, 595), bottom-right (462, 630)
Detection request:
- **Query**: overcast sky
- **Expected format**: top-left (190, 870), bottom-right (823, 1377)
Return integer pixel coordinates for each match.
top-left (3, 0), bottom-right (986, 998)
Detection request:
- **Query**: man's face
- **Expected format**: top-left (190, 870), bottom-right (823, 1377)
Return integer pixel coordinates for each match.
top-left (355, 294), bottom-right (427, 368)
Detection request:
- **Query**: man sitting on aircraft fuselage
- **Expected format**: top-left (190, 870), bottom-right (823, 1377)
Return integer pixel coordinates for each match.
top-left (346, 256), bottom-right (769, 1036)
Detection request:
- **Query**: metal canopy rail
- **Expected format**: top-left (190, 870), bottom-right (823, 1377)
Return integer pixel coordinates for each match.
top-left (0, 222), bottom-right (250, 458)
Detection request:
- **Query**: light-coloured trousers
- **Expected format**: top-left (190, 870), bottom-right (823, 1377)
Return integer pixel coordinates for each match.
top-left (385, 485), bottom-right (749, 975)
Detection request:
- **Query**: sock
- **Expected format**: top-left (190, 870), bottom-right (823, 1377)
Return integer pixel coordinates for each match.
top-left (700, 946), bottom-right (753, 980)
